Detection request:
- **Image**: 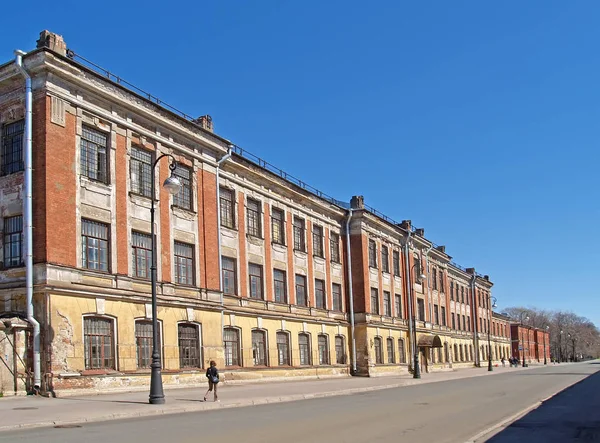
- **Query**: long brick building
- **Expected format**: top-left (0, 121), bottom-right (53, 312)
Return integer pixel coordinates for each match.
top-left (0, 31), bottom-right (514, 396)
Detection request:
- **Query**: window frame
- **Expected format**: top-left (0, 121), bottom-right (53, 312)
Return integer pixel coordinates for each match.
top-left (335, 335), bottom-right (346, 365)
top-left (174, 241), bottom-right (194, 286)
top-left (387, 337), bottom-right (395, 364)
top-left (248, 263), bottom-right (264, 300)
top-left (394, 294), bottom-right (402, 318)
top-left (83, 316), bottom-right (116, 371)
top-left (398, 338), bottom-right (406, 364)
top-left (318, 334), bottom-right (329, 365)
top-left (332, 283), bottom-right (343, 312)
top-left (314, 278), bottom-right (326, 309)
top-left (224, 327), bottom-right (241, 367)
top-left (246, 198), bottom-right (262, 238)
top-left (373, 337), bottom-right (383, 364)
top-left (222, 256), bottom-right (237, 295)
top-left (276, 331), bottom-right (291, 366)
top-left (383, 291), bottom-right (391, 317)
top-left (381, 246), bottom-right (390, 273)
top-left (293, 217), bottom-right (306, 252)
top-left (178, 323), bottom-right (202, 369)
top-left (417, 298), bottom-right (425, 322)
top-left (312, 224), bottom-right (324, 258)
top-left (273, 268), bottom-right (288, 304)
top-left (172, 163), bottom-right (192, 210)
top-left (298, 332), bottom-right (311, 366)
top-left (393, 250), bottom-right (401, 276)
top-left (219, 187), bottom-right (235, 229)
top-left (1, 119), bottom-right (24, 175)
top-left (271, 207), bottom-right (285, 245)
top-left (80, 125), bottom-right (109, 184)
top-left (131, 231), bottom-right (152, 279)
top-left (295, 274), bottom-right (308, 306)
top-left (370, 288), bottom-right (379, 315)
top-left (81, 218), bottom-right (110, 272)
top-left (368, 240), bottom-right (377, 268)
top-left (3, 215), bottom-right (23, 268)
top-left (130, 146), bottom-right (153, 198)
top-left (135, 319), bottom-right (162, 369)
top-left (330, 232), bottom-right (340, 263)
top-left (251, 329), bottom-right (268, 366)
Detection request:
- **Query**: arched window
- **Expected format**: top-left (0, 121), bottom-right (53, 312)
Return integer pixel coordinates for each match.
top-left (374, 337), bottom-right (383, 364)
top-left (298, 333), bottom-right (311, 365)
top-left (83, 316), bottom-right (115, 370)
top-left (178, 323), bottom-right (201, 368)
top-left (252, 330), bottom-right (268, 366)
top-left (387, 338), bottom-right (395, 364)
top-left (454, 344), bottom-right (459, 362)
top-left (398, 339), bottom-right (406, 364)
top-left (135, 320), bottom-right (161, 369)
top-left (335, 336), bottom-right (346, 364)
top-left (276, 332), bottom-right (290, 366)
top-left (224, 327), bottom-right (241, 366)
top-left (459, 344), bottom-right (464, 362)
top-left (318, 335), bottom-right (329, 365)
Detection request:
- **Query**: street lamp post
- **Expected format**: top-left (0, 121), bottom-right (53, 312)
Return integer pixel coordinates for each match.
top-left (410, 259), bottom-right (427, 379)
top-left (149, 154), bottom-right (181, 405)
top-left (487, 295), bottom-right (497, 372)
top-left (543, 325), bottom-right (549, 365)
top-left (519, 312), bottom-right (529, 368)
top-left (558, 330), bottom-right (563, 363)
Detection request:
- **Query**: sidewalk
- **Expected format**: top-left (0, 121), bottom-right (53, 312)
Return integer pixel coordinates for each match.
top-left (0, 363), bottom-right (538, 432)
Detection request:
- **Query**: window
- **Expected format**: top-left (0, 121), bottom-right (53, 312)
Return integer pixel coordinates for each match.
top-left (450, 281), bottom-right (454, 300)
top-left (312, 225), bottom-right (324, 257)
top-left (318, 335), bottom-right (329, 365)
top-left (370, 288), bottom-right (379, 315)
top-left (461, 286), bottom-right (465, 303)
top-left (1, 119), bottom-right (24, 175)
top-left (387, 338), bottom-right (395, 364)
top-left (248, 263), bottom-right (264, 299)
top-left (224, 328), bottom-right (240, 366)
top-left (330, 232), bottom-right (340, 262)
top-left (135, 320), bottom-right (160, 369)
top-left (246, 198), bottom-right (261, 237)
top-left (295, 274), bottom-right (307, 306)
top-left (417, 298), bottom-right (425, 321)
top-left (452, 313), bottom-right (456, 330)
top-left (432, 268), bottom-right (437, 290)
top-left (374, 337), bottom-right (383, 364)
top-left (381, 246), bottom-right (389, 273)
top-left (298, 333), bottom-right (311, 365)
top-left (222, 257), bottom-right (237, 295)
top-left (383, 291), bottom-right (391, 317)
top-left (463, 315), bottom-right (467, 331)
top-left (252, 330), bottom-right (267, 366)
top-left (174, 242), bottom-right (194, 285)
top-left (439, 270), bottom-right (445, 292)
top-left (393, 250), bottom-right (400, 276)
top-left (315, 279), bottom-right (326, 309)
top-left (219, 187), bottom-right (235, 228)
top-left (274, 269), bottom-right (287, 303)
top-left (132, 231), bottom-right (152, 279)
top-left (80, 125), bottom-right (108, 183)
top-left (368, 240), bottom-right (377, 268)
top-left (271, 207), bottom-right (285, 244)
top-left (172, 165), bottom-right (192, 210)
top-left (276, 332), bottom-right (290, 365)
top-left (332, 283), bottom-right (342, 312)
top-left (3, 215), bottom-right (22, 268)
top-left (395, 294), bottom-right (402, 318)
top-left (335, 336), bottom-right (345, 364)
top-left (434, 304), bottom-right (439, 325)
top-left (293, 217), bottom-right (306, 251)
top-left (178, 324), bottom-right (201, 368)
top-left (82, 219), bottom-right (109, 271)
top-left (441, 306), bottom-right (446, 326)
top-left (398, 339), bottom-right (406, 364)
top-left (83, 317), bottom-right (115, 370)
top-left (130, 147), bottom-right (152, 197)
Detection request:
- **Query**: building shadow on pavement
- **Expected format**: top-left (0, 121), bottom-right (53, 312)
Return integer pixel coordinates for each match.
top-left (487, 370), bottom-right (600, 442)
top-left (55, 398), bottom-right (148, 405)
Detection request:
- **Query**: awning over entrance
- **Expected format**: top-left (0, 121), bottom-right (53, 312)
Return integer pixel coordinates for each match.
top-left (417, 335), bottom-right (443, 348)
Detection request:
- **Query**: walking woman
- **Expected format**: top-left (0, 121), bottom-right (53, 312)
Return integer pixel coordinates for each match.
top-left (204, 360), bottom-right (219, 402)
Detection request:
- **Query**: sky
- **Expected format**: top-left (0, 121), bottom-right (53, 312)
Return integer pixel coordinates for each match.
top-left (2, 1), bottom-right (599, 324)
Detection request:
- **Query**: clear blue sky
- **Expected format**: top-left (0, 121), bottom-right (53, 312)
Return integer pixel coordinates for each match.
top-left (3, 1), bottom-right (599, 324)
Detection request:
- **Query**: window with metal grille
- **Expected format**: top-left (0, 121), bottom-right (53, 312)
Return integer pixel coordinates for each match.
top-left (368, 240), bottom-right (377, 268)
top-left (381, 246), bottom-right (389, 273)
top-left (80, 125), bottom-right (108, 183)
top-left (434, 304), bottom-right (439, 325)
top-left (393, 250), bottom-right (400, 276)
top-left (330, 232), bottom-right (340, 262)
top-left (312, 225), bottom-right (323, 257)
top-left (135, 320), bottom-right (160, 369)
top-left (398, 339), bottom-right (406, 364)
top-left (370, 288), bottom-right (379, 315)
top-left (82, 219), bottom-right (109, 271)
top-left (83, 317), bottom-right (115, 370)
top-left (219, 187), bottom-right (235, 228)
top-left (246, 198), bottom-right (261, 237)
top-left (3, 215), bottom-right (22, 268)
top-left (248, 263), bottom-right (263, 299)
top-left (224, 328), bottom-right (240, 366)
top-left (298, 333), bottom-right (311, 365)
top-left (439, 269), bottom-right (445, 292)
top-left (252, 330), bottom-right (267, 366)
top-left (274, 269), bottom-right (287, 303)
top-left (295, 274), bottom-right (307, 306)
top-left (441, 306), bottom-right (447, 326)
top-left (417, 298), bottom-right (425, 321)
top-left (293, 217), bottom-right (305, 251)
top-left (374, 337), bottom-right (383, 364)
top-left (174, 242), bottom-right (194, 285)
top-left (271, 208), bottom-right (285, 245)
top-left (172, 164), bottom-right (192, 210)
top-left (130, 147), bottom-right (152, 197)
top-left (131, 231), bottom-right (152, 279)
top-left (383, 291), bottom-right (391, 317)
top-left (332, 283), bottom-right (342, 312)
top-left (318, 335), bottom-right (329, 365)
top-left (335, 336), bottom-right (345, 364)
top-left (387, 338), bottom-right (395, 364)
top-left (315, 279), bottom-right (326, 309)
top-left (395, 294), bottom-right (402, 318)
top-left (222, 256), bottom-right (237, 295)
top-left (276, 332), bottom-right (290, 366)
top-left (1, 120), bottom-right (24, 175)
top-left (178, 323), bottom-right (201, 368)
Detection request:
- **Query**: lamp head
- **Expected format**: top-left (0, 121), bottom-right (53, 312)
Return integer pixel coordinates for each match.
top-left (492, 301), bottom-right (497, 309)
top-left (163, 174), bottom-right (181, 195)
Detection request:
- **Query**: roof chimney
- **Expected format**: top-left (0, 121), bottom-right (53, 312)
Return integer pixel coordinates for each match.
top-left (436, 245), bottom-right (446, 254)
top-left (415, 228), bottom-right (424, 237)
top-left (466, 267), bottom-right (475, 275)
top-left (400, 220), bottom-right (412, 230)
top-left (194, 115), bottom-right (213, 132)
top-left (36, 30), bottom-right (67, 56)
top-left (350, 195), bottom-right (364, 209)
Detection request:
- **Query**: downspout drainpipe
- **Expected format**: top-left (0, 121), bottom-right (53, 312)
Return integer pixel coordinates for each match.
top-left (15, 50), bottom-right (41, 391)
top-left (403, 231), bottom-right (415, 369)
top-left (216, 146), bottom-right (233, 346)
top-left (424, 245), bottom-right (433, 326)
top-left (470, 273), bottom-right (479, 367)
top-left (344, 209), bottom-right (357, 374)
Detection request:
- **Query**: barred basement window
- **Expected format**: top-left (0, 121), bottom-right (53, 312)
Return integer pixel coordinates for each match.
top-left (330, 232), bottom-right (340, 262)
top-left (271, 207), bottom-right (285, 244)
top-left (224, 328), bottom-right (240, 366)
top-left (174, 241), bottom-right (194, 285)
top-left (252, 330), bottom-right (267, 366)
top-left (135, 320), bottom-right (161, 369)
top-left (173, 164), bottom-right (192, 210)
top-left (222, 256), bottom-right (237, 295)
top-left (298, 333), bottom-right (311, 365)
top-left (80, 125), bottom-right (108, 183)
top-left (318, 335), bottom-right (329, 365)
top-left (335, 336), bottom-right (346, 364)
top-left (293, 217), bottom-right (306, 251)
top-left (132, 231), bottom-right (152, 279)
top-left (246, 198), bottom-right (262, 237)
top-left (83, 317), bottom-right (115, 370)
top-left (219, 187), bottom-right (235, 228)
top-left (381, 246), bottom-right (389, 273)
top-left (1, 119), bottom-right (24, 175)
top-left (130, 147), bottom-right (152, 197)
top-left (276, 332), bottom-right (290, 366)
top-left (387, 338), bottom-right (395, 364)
top-left (295, 274), bottom-right (307, 306)
top-left (312, 225), bottom-right (324, 257)
top-left (178, 323), bottom-right (201, 368)
top-left (315, 279), bottom-right (326, 309)
top-left (3, 215), bottom-right (23, 268)
top-left (274, 269), bottom-right (287, 303)
top-left (374, 337), bottom-right (383, 364)
top-left (332, 283), bottom-right (342, 312)
top-left (82, 219), bottom-right (109, 272)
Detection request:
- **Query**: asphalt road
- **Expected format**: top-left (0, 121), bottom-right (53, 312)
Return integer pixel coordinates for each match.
top-left (2, 362), bottom-right (598, 443)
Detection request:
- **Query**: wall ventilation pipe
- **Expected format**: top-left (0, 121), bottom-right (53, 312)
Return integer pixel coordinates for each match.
top-left (344, 209), bottom-right (357, 374)
top-left (14, 50), bottom-right (41, 390)
top-left (216, 146), bottom-right (232, 344)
